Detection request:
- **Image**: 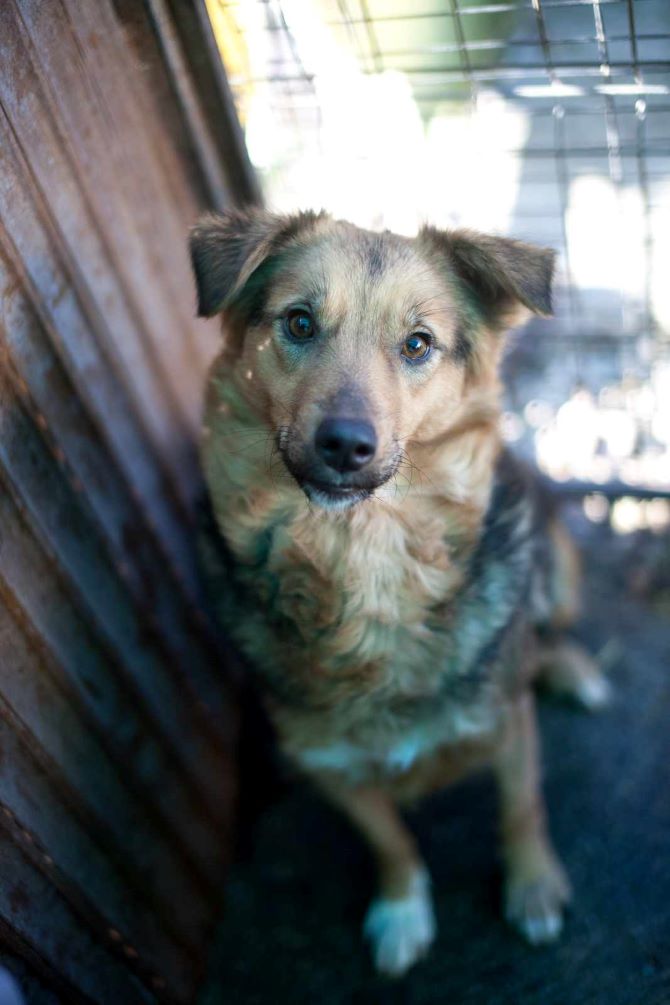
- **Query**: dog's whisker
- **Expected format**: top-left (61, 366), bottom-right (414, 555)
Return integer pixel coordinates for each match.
top-left (217, 437), bottom-right (276, 458)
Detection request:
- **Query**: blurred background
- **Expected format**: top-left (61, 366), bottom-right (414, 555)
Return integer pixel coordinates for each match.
top-left (209, 0), bottom-right (670, 534)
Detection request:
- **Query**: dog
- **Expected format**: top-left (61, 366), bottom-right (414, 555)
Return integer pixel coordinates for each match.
top-left (190, 209), bottom-right (609, 976)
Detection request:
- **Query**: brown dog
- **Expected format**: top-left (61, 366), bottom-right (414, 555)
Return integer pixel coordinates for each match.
top-left (190, 209), bottom-right (609, 976)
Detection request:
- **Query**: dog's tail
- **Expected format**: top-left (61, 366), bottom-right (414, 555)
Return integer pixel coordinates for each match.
top-left (535, 515), bottom-right (611, 710)
top-left (546, 517), bottom-right (582, 631)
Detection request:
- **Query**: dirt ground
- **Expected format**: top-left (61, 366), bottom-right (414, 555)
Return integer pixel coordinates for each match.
top-left (201, 511), bottom-right (670, 1005)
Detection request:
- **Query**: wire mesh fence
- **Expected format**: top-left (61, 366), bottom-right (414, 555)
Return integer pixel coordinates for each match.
top-left (207, 0), bottom-right (670, 522)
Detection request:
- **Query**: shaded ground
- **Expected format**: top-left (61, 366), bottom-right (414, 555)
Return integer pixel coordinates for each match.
top-left (201, 515), bottom-right (670, 1005)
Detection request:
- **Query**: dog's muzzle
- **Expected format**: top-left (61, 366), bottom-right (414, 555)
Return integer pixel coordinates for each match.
top-left (278, 427), bottom-right (400, 510)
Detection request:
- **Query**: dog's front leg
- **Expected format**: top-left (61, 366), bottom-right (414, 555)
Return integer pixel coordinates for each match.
top-left (315, 778), bottom-right (435, 976)
top-left (493, 690), bottom-right (571, 944)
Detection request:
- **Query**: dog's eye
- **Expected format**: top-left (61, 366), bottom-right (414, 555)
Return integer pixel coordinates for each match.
top-left (285, 310), bottom-right (315, 339)
top-left (401, 333), bottom-right (431, 362)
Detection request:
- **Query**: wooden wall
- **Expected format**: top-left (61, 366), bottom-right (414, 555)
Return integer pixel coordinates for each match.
top-left (0, 2), bottom-right (257, 1001)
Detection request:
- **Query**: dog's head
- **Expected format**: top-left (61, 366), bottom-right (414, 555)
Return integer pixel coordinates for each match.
top-left (191, 209), bottom-right (554, 509)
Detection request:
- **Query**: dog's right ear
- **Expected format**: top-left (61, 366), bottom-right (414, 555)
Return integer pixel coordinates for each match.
top-left (189, 208), bottom-right (324, 317)
top-left (420, 226), bottom-right (555, 331)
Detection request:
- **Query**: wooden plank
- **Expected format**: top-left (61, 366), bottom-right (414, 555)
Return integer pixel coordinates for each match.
top-left (111, 0), bottom-right (218, 208)
top-left (142, 0), bottom-right (235, 211)
top-left (0, 10), bottom-right (200, 489)
top-left (0, 709), bottom-right (195, 1001)
top-left (107, 0), bottom-right (225, 368)
top-left (0, 490), bottom-right (227, 902)
top-left (162, 0), bottom-right (262, 207)
top-left (12, 0), bottom-right (211, 422)
top-left (0, 584), bottom-right (217, 954)
top-left (0, 243), bottom-right (236, 731)
top-left (0, 835), bottom-right (155, 1005)
top-left (59, 0), bottom-right (215, 372)
top-left (0, 0), bottom-right (244, 994)
top-left (0, 482), bottom-right (230, 845)
top-left (0, 114), bottom-right (198, 589)
top-left (0, 937), bottom-right (91, 1005)
top-left (0, 369), bottom-right (233, 820)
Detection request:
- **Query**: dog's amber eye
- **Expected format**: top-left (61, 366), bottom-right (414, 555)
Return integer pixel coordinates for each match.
top-left (401, 333), bottom-right (431, 361)
top-left (286, 310), bottom-right (314, 339)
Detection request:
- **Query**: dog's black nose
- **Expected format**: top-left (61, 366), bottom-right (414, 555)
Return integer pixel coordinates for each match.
top-left (315, 418), bottom-right (377, 473)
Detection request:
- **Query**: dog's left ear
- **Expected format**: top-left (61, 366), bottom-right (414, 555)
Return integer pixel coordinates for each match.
top-left (421, 226), bottom-right (556, 328)
top-left (190, 208), bottom-right (324, 317)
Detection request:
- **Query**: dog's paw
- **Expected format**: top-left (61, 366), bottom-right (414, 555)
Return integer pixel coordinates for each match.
top-left (571, 670), bottom-right (612, 711)
top-left (363, 867), bottom-right (436, 976)
top-left (538, 641), bottom-right (612, 713)
top-left (505, 857), bottom-right (571, 946)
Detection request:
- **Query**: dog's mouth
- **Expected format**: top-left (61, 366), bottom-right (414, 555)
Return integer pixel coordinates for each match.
top-left (279, 450), bottom-right (399, 510)
top-left (276, 428), bottom-right (401, 510)
top-left (301, 479), bottom-right (372, 510)
top-left (296, 466), bottom-right (401, 509)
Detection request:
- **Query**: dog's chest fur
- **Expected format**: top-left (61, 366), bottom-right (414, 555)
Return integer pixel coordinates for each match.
top-left (201, 375), bottom-right (532, 779)
top-left (272, 502), bottom-right (462, 653)
top-left (212, 492), bottom-right (495, 774)
top-left (215, 480), bottom-right (471, 680)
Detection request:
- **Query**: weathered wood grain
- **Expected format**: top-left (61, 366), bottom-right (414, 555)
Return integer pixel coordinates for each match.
top-left (0, 229), bottom-right (233, 728)
top-left (0, 599), bottom-right (216, 956)
top-left (0, 0), bottom-right (252, 999)
top-left (0, 834), bottom-right (155, 1004)
top-left (0, 712), bottom-right (194, 1001)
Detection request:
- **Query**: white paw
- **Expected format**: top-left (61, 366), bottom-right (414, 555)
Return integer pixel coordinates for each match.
top-left (574, 672), bottom-right (612, 711)
top-left (505, 861), bottom-right (571, 946)
top-left (363, 867), bottom-right (436, 976)
top-left (512, 897), bottom-right (563, 944)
